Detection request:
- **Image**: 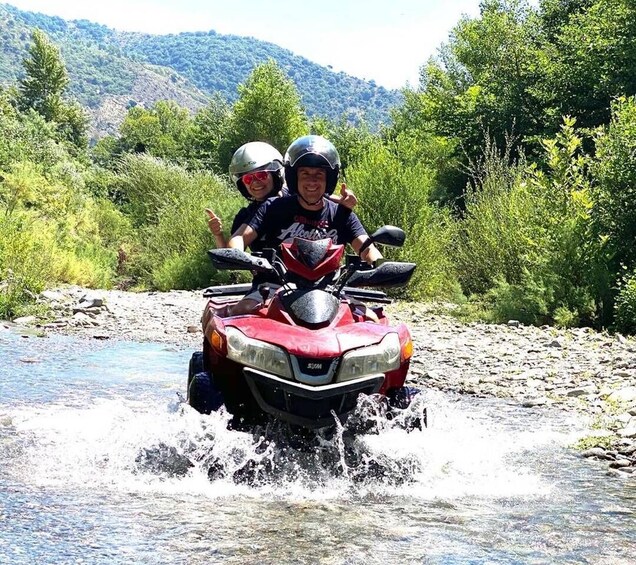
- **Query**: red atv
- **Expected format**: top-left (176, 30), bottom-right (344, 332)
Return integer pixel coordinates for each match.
top-left (187, 226), bottom-right (421, 430)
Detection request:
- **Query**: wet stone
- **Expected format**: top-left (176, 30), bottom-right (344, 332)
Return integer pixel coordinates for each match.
top-left (522, 397), bottom-right (549, 408)
top-left (581, 447), bottom-right (609, 459)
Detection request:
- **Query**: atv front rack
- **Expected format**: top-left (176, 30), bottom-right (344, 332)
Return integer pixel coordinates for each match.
top-left (202, 283), bottom-right (392, 303)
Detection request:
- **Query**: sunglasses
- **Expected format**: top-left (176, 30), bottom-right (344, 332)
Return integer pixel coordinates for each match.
top-left (241, 171), bottom-right (270, 185)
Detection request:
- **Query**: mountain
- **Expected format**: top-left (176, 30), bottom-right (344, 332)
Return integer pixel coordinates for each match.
top-left (0, 4), bottom-right (402, 137)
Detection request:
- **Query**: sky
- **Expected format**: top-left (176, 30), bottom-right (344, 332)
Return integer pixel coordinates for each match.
top-left (4, 0), bottom-right (487, 89)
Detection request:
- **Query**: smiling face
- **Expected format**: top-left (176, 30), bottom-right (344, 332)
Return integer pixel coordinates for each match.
top-left (242, 171), bottom-right (275, 201)
top-left (297, 166), bottom-right (327, 209)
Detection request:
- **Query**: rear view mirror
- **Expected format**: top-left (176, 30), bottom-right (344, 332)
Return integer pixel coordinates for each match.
top-left (358, 225), bottom-right (406, 254)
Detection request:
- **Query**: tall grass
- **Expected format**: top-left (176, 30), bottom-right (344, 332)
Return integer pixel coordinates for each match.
top-left (115, 154), bottom-right (244, 290)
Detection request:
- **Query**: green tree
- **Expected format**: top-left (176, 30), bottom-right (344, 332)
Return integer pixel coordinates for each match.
top-left (18, 29), bottom-right (70, 123)
top-left (17, 29), bottom-right (88, 151)
top-left (119, 100), bottom-right (194, 165)
top-left (536, 0), bottom-right (636, 129)
top-left (188, 94), bottom-right (232, 173)
top-left (222, 60), bottom-right (308, 169)
top-left (392, 0), bottom-right (542, 201)
top-left (592, 97), bottom-right (636, 273)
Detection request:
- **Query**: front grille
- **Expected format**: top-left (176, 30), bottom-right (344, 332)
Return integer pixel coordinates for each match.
top-left (290, 356), bottom-right (337, 385)
top-left (244, 368), bottom-right (384, 429)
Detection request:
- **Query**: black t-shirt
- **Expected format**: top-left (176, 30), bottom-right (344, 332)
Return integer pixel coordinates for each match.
top-left (230, 188), bottom-right (289, 253)
top-left (248, 195), bottom-right (367, 249)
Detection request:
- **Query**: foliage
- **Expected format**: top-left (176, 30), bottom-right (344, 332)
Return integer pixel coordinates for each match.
top-left (18, 29), bottom-right (69, 122)
top-left (455, 119), bottom-right (600, 326)
top-left (346, 135), bottom-right (459, 299)
top-left (16, 29), bottom-right (89, 151)
top-left (537, 0), bottom-right (636, 129)
top-left (0, 80), bottom-right (125, 317)
top-left (310, 116), bottom-right (376, 172)
top-left (118, 100), bottom-right (195, 165)
top-left (188, 94), bottom-right (232, 172)
top-left (395, 0), bottom-right (543, 201)
top-left (220, 60), bottom-right (308, 169)
top-left (112, 154), bottom-right (243, 289)
top-left (592, 97), bottom-right (636, 272)
top-left (613, 268), bottom-right (636, 334)
top-left (0, 214), bottom-right (56, 318)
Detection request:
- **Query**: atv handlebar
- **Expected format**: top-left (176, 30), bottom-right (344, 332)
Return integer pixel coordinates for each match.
top-left (206, 226), bottom-right (416, 296)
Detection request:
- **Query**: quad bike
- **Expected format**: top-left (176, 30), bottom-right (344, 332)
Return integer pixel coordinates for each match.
top-left (187, 226), bottom-right (423, 431)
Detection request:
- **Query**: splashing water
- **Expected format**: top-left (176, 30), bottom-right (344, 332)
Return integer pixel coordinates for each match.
top-left (4, 385), bottom-right (565, 501)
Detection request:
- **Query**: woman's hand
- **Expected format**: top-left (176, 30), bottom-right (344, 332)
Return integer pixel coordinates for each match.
top-left (205, 208), bottom-right (223, 235)
top-left (206, 208), bottom-right (227, 248)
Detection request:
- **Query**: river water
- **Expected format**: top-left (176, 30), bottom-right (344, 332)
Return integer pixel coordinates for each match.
top-left (1, 330), bottom-right (635, 564)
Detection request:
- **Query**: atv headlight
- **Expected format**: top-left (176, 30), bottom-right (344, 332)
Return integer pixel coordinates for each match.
top-left (337, 333), bottom-right (401, 382)
top-left (225, 327), bottom-right (292, 379)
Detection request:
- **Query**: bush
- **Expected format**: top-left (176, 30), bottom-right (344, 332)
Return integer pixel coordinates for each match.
top-left (614, 269), bottom-right (636, 334)
top-left (454, 143), bottom-right (539, 295)
top-left (456, 121), bottom-right (601, 326)
top-left (346, 137), bottom-right (458, 299)
top-left (0, 214), bottom-right (57, 318)
top-left (116, 157), bottom-right (243, 289)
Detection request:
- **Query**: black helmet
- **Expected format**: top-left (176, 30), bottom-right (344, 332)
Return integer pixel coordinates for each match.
top-left (229, 142), bottom-right (284, 200)
top-left (284, 135), bottom-right (341, 195)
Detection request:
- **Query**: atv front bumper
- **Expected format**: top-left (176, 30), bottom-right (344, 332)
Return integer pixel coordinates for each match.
top-left (244, 368), bottom-right (384, 429)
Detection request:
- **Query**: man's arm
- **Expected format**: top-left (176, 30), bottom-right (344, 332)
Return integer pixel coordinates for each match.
top-left (228, 224), bottom-right (257, 251)
top-left (351, 235), bottom-right (382, 264)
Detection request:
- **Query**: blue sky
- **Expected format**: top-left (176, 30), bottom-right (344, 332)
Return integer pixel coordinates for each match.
top-left (6, 0), bottom-right (493, 89)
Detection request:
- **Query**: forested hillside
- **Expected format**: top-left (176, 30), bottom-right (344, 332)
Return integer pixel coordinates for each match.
top-left (0, 3), bottom-right (400, 135)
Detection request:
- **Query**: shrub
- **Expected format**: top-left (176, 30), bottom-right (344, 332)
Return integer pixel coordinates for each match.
top-left (614, 268), bottom-right (636, 334)
top-left (346, 137), bottom-right (458, 299)
top-left (456, 120), bottom-right (601, 326)
top-left (0, 214), bottom-right (57, 318)
top-left (116, 158), bottom-right (243, 289)
top-left (454, 142), bottom-right (539, 295)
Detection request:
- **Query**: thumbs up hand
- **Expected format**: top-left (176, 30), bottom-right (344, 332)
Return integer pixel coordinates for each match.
top-left (338, 184), bottom-right (358, 210)
top-left (205, 208), bottom-right (223, 236)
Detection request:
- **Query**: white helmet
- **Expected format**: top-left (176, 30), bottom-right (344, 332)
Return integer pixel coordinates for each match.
top-left (229, 141), bottom-right (284, 199)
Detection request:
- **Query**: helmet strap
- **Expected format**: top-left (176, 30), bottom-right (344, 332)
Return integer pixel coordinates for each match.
top-left (297, 193), bottom-right (325, 208)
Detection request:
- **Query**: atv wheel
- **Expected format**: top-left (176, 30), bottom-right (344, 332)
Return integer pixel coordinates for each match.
top-left (387, 386), bottom-right (426, 431)
top-left (188, 372), bottom-right (224, 415)
top-left (187, 351), bottom-right (205, 390)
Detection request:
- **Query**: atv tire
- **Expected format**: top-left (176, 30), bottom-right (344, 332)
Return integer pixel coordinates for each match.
top-left (188, 372), bottom-right (224, 415)
top-left (187, 351), bottom-right (205, 390)
top-left (387, 386), bottom-right (426, 431)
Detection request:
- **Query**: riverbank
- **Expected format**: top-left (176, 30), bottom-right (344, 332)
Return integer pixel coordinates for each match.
top-left (5, 285), bottom-right (636, 476)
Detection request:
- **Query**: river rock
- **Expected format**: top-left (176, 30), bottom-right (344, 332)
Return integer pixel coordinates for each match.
top-left (13, 315), bottom-right (37, 325)
top-left (521, 397), bottom-right (549, 408)
top-left (607, 387), bottom-right (636, 404)
top-left (617, 426), bottom-right (636, 439)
